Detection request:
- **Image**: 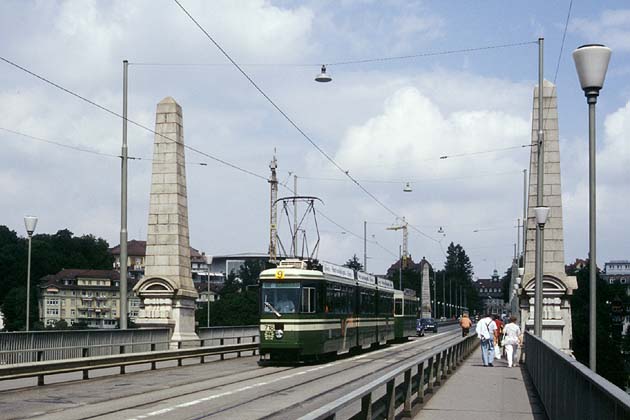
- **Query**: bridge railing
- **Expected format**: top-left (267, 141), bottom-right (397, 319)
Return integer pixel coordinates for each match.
top-left (0, 326), bottom-right (260, 365)
top-left (300, 333), bottom-right (479, 420)
top-left (524, 331), bottom-right (630, 420)
top-left (0, 341), bottom-right (257, 387)
top-left (0, 328), bottom-right (170, 364)
top-left (197, 325), bottom-right (259, 344)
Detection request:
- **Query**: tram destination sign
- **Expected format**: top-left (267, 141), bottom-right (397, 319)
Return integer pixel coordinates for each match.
top-left (377, 277), bottom-right (395, 289)
top-left (357, 271), bottom-right (376, 285)
top-left (322, 262), bottom-right (355, 280)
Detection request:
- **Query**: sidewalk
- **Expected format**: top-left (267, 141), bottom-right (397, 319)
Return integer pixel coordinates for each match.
top-left (414, 346), bottom-right (547, 420)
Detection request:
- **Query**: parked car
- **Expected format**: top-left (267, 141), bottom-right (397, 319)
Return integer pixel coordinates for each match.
top-left (416, 319), bottom-right (426, 337)
top-left (420, 318), bottom-right (438, 333)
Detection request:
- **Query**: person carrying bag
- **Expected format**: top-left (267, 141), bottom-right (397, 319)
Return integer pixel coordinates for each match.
top-left (502, 316), bottom-right (522, 367)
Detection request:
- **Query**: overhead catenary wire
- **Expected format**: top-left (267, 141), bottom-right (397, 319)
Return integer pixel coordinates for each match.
top-left (128, 40), bottom-right (537, 68)
top-left (0, 55), bottom-right (267, 181)
top-left (278, 182), bottom-right (398, 259)
top-left (0, 127), bottom-right (210, 166)
top-left (173, 0), bottom-right (438, 243)
top-left (298, 169), bottom-right (524, 185)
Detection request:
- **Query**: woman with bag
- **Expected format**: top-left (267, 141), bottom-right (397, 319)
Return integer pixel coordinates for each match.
top-left (502, 316), bottom-right (522, 368)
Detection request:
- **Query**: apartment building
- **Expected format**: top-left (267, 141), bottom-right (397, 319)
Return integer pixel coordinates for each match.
top-left (38, 269), bottom-right (139, 328)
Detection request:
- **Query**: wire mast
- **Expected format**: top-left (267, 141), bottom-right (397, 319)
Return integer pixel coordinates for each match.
top-left (268, 153), bottom-right (278, 263)
top-left (387, 217), bottom-right (409, 268)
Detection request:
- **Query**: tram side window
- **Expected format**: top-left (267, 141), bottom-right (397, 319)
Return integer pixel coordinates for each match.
top-left (379, 293), bottom-right (393, 315)
top-left (404, 300), bottom-right (416, 316)
top-left (327, 284), bottom-right (352, 314)
top-left (394, 298), bottom-right (403, 316)
top-left (302, 287), bottom-right (316, 313)
top-left (360, 290), bottom-right (375, 315)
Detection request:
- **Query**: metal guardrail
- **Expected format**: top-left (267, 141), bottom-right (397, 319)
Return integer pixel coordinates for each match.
top-left (299, 333), bottom-right (479, 420)
top-left (0, 341), bottom-right (258, 386)
top-left (524, 331), bottom-right (630, 420)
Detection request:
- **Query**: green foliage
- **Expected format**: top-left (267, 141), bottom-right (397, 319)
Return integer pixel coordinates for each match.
top-left (196, 290), bottom-right (259, 327)
top-left (440, 242), bottom-right (482, 314)
top-left (569, 262), bottom-right (628, 389)
top-left (220, 271), bottom-right (242, 296)
top-left (0, 226), bottom-right (114, 331)
top-left (237, 259), bottom-right (267, 287)
top-left (343, 254), bottom-right (364, 271)
top-left (195, 260), bottom-right (266, 327)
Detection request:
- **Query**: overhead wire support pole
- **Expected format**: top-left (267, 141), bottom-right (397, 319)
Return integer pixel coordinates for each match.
top-left (523, 169), bottom-right (527, 263)
top-left (534, 38), bottom-right (544, 337)
top-left (268, 154), bottom-right (278, 263)
top-left (293, 175), bottom-right (298, 258)
top-left (119, 59), bottom-right (128, 330)
top-left (363, 221), bottom-right (367, 271)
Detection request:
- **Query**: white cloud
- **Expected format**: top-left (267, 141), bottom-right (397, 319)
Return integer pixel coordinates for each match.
top-left (571, 9), bottom-right (630, 52)
top-left (334, 85), bottom-right (530, 181)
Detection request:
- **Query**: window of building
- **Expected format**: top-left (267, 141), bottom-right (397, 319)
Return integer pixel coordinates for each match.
top-left (46, 298), bottom-right (59, 306)
top-left (46, 308), bottom-right (59, 315)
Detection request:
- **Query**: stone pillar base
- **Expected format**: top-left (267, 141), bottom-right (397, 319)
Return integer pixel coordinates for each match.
top-left (170, 295), bottom-right (199, 348)
top-left (134, 277), bottom-right (199, 348)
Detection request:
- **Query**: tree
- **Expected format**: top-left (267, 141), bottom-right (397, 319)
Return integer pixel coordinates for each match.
top-left (343, 254), bottom-right (363, 271)
top-left (196, 289), bottom-right (259, 327)
top-left (569, 262), bottom-right (628, 389)
top-left (237, 259), bottom-right (267, 287)
top-left (220, 271), bottom-right (241, 297)
top-left (442, 242), bottom-right (481, 314)
top-left (0, 226), bottom-right (114, 331)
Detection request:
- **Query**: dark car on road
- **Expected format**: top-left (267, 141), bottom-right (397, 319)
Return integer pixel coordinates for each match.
top-left (416, 319), bottom-right (426, 336)
top-left (420, 318), bottom-right (438, 333)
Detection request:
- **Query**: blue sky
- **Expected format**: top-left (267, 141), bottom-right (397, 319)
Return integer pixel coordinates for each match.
top-left (0, 0), bottom-right (628, 279)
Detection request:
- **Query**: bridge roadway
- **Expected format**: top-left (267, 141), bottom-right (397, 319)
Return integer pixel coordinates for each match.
top-left (0, 324), bottom-right (460, 420)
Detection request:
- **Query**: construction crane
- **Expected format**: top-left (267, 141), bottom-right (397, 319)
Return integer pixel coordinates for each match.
top-left (387, 217), bottom-right (409, 268)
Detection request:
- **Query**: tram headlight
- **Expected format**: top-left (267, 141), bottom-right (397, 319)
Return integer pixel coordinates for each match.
top-left (275, 329), bottom-right (284, 339)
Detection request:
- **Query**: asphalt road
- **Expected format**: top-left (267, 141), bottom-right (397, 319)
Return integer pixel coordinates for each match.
top-left (0, 324), bottom-right (461, 420)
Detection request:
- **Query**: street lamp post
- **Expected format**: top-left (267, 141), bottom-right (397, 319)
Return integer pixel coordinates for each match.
top-left (573, 43), bottom-right (612, 372)
top-left (442, 271), bottom-right (446, 318)
top-left (207, 271), bottom-right (211, 328)
top-left (534, 207), bottom-right (550, 336)
top-left (432, 273), bottom-right (436, 318)
top-left (119, 59), bottom-right (129, 330)
top-left (24, 216), bottom-right (38, 332)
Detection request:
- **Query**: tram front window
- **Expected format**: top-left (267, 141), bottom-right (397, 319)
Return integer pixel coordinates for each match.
top-left (263, 283), bottom-right (300, 314)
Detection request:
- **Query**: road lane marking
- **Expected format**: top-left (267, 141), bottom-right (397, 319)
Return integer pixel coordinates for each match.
top-left (126, 329), bottom-right (457, 420)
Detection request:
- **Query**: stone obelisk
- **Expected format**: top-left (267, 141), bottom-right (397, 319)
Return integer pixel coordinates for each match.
top-left (520, 80), bottom-right (577, 352)
top-left (133, 97), bottom-right (199, 346)
top-left (420, 258), bottom-right (432, 318)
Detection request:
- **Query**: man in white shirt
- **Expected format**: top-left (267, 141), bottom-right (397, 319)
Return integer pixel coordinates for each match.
top-left (475, 314), bottom-right (497, 367)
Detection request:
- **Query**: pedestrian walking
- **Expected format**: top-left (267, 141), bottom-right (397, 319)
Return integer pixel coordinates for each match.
top-left (492, 315), bottom-right (504, 360)
top-left (459, 312), bottom-right (472, 337)
top-left (502, 316), bottom-right (522, 367)
top-left (475, 314), bottom-right (496, 366)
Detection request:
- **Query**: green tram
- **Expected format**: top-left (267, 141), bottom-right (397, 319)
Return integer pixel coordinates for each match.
top-left (259, 259), bottom-right (415, 361)
top-left (393, 288), bottom-right (419, 340)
